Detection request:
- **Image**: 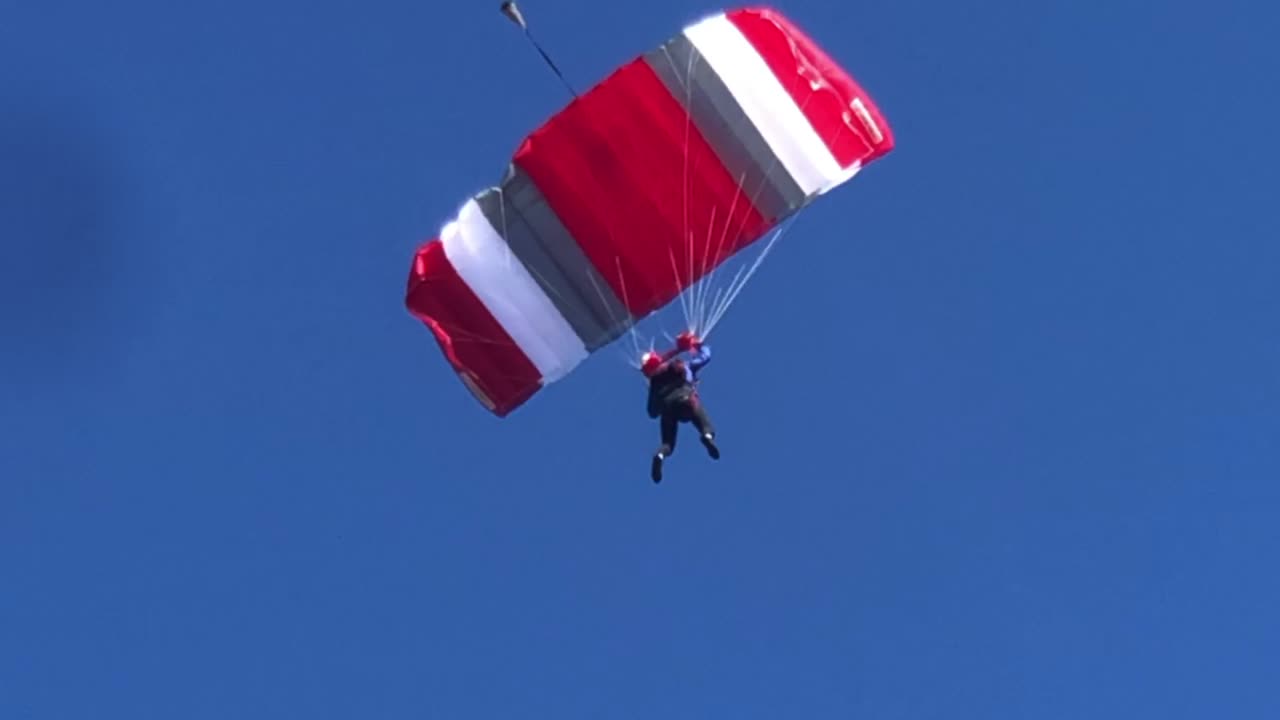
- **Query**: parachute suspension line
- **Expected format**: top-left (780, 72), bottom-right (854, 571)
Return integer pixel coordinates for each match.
top-left (689, 203), bottom-right (722, 334)
top-left (658, 39), bottom-right (758, 340)
top-left (660, 42), bottom-right (703, 335)
top-left (705, 263), bottom-right (747, 335)
top-left (689, 86), bottom-right (817, 336)
top-left (703, 209), bottom-right (804, 339)
top-left (693, 216), bottom-right (718, 335)
top-left (693, 154), bottom-right (786, 335)
top-left (674, 169), bottom-right (738, 338)
top-left (670, 38), bottom-right (698, 334)
top-left (706, 115), bottom-right (853, 336)
top-left (495, 187), bottom-right (515, 272)
top-left (669, 246), bottom-right (692, 330)
top-left (685, 157), bottom-right (761, 338)
top-left (583, 265), bottom-right (641, 366)
top-left (660, 42), bottom-right (725, 338)
top-left (679, 48), bottom-right (697, 334)
top-left (693, 172), bottom-right (746, 334)
top-left (613, 256), bottom-right (644, 359)
top-left (552, 27), bottom-right (838, 354)
top-left (491, 187), bottom-right (581, 324)
top-left (691, 83), bottom-right (835, 338)
top-left (500, 2), bottom-right (578, 99)
top-left (701, 277), bottom-right (734, 339)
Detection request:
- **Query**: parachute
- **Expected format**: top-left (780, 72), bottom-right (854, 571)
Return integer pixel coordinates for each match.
top-left (405, 6), bottom-right (895, 416)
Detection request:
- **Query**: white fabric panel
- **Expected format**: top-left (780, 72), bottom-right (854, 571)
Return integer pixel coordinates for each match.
top-left (683, 14), bottom-right (845, 197)
top-left (819, 160), bottom-right (862, 195)
top-left (441, 199), bottom-right (588, 382)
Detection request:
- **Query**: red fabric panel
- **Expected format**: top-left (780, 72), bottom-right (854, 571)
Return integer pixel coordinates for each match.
top-left (727, 7), bottom-right (895, 168)
top-left (404, 240), bottom-right (542, 417)
top-left (513, 59), bottom-right (769, 318)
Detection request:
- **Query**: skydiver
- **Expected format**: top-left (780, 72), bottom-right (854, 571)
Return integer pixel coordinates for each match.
top-left (640, 331), bottom-right (720, 483)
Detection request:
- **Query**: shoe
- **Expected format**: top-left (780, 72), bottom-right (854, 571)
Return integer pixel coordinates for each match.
top-left (701, 433), bottom-right (720, 460)
top-left (651, 453), bottom-right (664, 483)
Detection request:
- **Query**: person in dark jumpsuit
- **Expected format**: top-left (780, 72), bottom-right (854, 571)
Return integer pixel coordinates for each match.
top-left (640, 331), bottom-right (719, 483)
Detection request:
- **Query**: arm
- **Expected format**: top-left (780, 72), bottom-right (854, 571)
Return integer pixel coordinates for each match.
top-left (683, 344), bottom-right (711, 383)
top-left (647, 382), bottom-right (662, 418)
top-left (688, 344), bottom-right (711, 372)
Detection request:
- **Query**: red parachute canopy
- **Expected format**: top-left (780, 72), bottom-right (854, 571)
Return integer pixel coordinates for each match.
top-left (406, 6), bottom-right (894, 416)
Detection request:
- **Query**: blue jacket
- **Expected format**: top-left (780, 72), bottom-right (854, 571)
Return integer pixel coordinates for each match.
top-left (682, 345), bottom-right (711, 382)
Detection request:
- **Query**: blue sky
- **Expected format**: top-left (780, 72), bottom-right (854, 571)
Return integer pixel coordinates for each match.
top-left (3, 0), bottom-right (1278, 717)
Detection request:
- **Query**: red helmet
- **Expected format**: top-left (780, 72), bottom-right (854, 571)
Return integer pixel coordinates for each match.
top-left (640, 351), bottom-right (663, 377)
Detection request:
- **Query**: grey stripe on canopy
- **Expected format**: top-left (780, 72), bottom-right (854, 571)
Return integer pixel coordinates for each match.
top-left (475, 165), bottom-right (634, 352)
top-left (643, 32), bottom-right (809, 222)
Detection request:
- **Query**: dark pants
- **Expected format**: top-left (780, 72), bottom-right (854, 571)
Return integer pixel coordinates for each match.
top-left (657, 393), bottom-right (714, 456)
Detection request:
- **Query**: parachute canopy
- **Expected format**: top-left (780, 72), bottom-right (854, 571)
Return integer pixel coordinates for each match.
top-left (406, 6), bottom-right (894, 416)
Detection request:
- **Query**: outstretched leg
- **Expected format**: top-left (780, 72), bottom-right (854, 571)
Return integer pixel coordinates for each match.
top-left (688, 395), bottom-right (720, 459)
top-left (651, 411), bottom-right (679, 483)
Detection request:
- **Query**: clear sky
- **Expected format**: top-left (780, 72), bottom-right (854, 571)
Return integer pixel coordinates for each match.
top-left (4, 1), bottom-right (1278, 717)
